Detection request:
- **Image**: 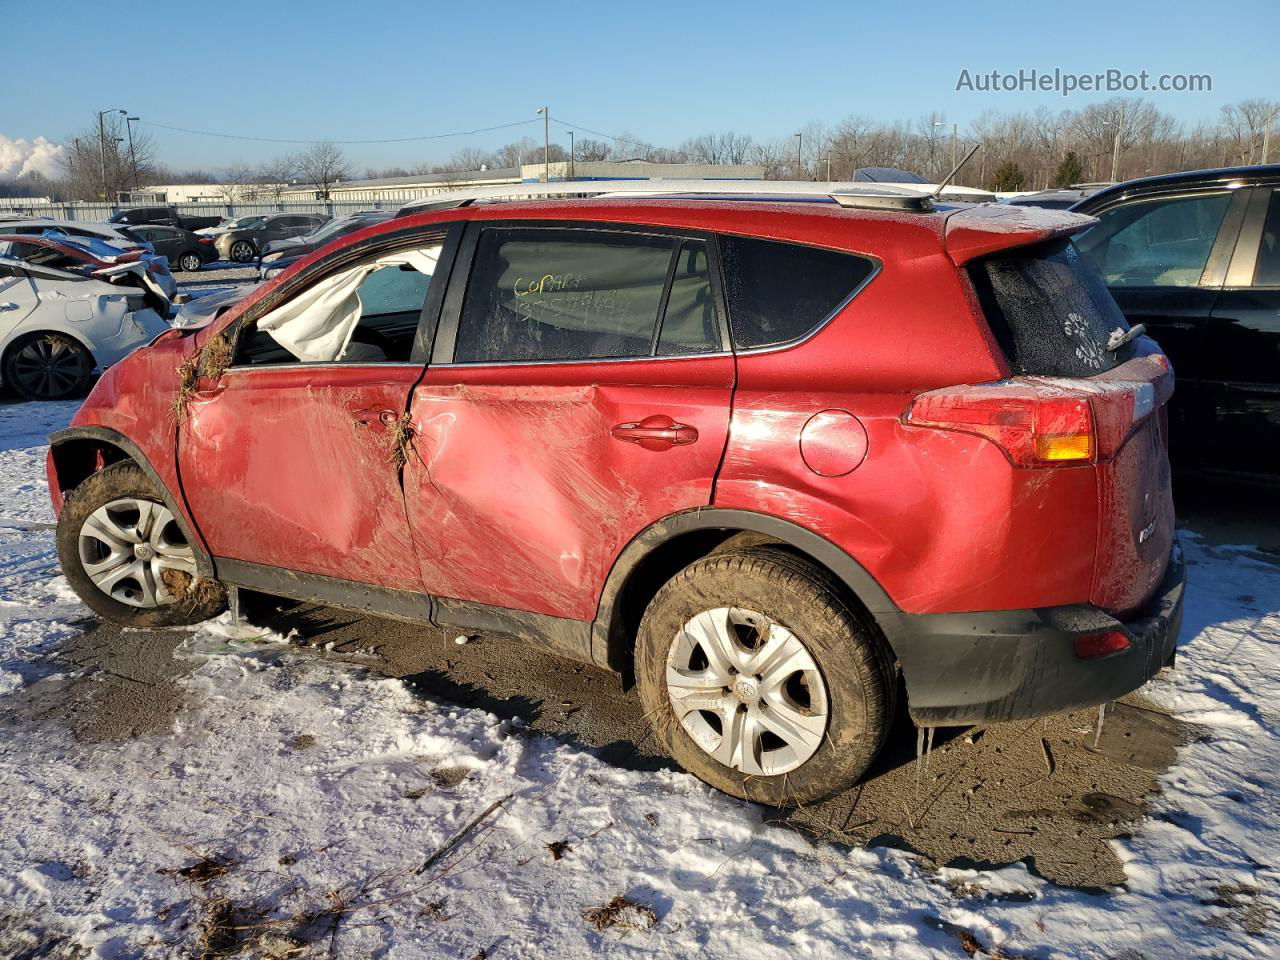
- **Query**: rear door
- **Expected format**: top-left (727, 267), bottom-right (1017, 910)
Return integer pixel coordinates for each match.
top-left (1075, 188), bottom-right (1248, 467)
top-left (404, 222), bottom-right (734, 625)
top-left (1203, 186), bottom-right (1280, 475)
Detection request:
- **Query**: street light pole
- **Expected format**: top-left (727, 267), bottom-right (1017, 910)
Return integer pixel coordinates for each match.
top-left (794, 132), bottom-right (802, 178)
top-left (536, 107), bottom-right (550, 182)
top-left (951, 122), bottom-right (958, 171)
top-left (1262, 107), bottom-right (1278, 164)
top-left (125, 116), bottom-right (140, 191)
top-left (568, 130), bottom-right (574, 181)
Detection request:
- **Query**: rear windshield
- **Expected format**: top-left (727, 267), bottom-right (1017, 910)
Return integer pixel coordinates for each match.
top-left (970, 239), bottom-right (1135, 377)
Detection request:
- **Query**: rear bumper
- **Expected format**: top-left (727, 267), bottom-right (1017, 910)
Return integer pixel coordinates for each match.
top-left (889, 538), bottom-right (1185, 726)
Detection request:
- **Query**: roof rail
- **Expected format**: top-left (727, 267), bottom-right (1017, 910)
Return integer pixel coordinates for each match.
top-left (396, 178), bottom-right (937, 215)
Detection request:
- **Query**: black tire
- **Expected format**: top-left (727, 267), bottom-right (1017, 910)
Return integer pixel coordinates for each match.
top-left (636, 546), bottom-right (896, 806)
top-left (3, 332), bottom-right (95, 402)
top-left (56, 461), bottom-right (227, 628)
top-left (229, 240), bottom-right (256, 263)
top-left (178, 252), bottom-right (203, 272)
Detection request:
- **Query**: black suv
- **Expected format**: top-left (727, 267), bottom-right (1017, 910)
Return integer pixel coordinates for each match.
top-left (1072, 165), bottom-right (1280, 478)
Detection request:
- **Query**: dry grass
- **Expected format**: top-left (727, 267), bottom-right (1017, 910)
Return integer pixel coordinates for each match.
top-left (385, 413), bottom-right (415, 471)
top-left (171, 331), bottom-right (235, 423)
top-left (160, 569), bottom-right (224, 610)
top-left (582, 895), bottom-right (657, 933)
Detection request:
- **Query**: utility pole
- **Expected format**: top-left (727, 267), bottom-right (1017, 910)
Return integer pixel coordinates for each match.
top-left (1107, 107), bottom-right (1125, 184)
top-left (794, 132), bottom-right (802, 178)
top-left (1263, 107), bottom-right (1278, 164)
top-left (951, 122), bottom-right (958, 172)
top-left (568, 130), bottom-right (575, 181)
top-left (536, 106), bottom-right (550, 182)
top-left (125, 116), bottom-right (140, 191)
top-left (824, 155), bottom-right (831, 182)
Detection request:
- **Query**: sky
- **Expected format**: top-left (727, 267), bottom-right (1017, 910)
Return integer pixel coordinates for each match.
top-left (2, 0), bottom-right (1277, 179)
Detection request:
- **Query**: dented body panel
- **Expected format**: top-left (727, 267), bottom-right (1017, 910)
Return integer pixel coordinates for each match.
top-left (408, 356), bottom-right (734, 620)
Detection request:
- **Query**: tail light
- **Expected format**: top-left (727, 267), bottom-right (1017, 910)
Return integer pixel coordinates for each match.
top-left (1073, 630), bottom-right (1131, 658)
top-left (198, 236), bottom-right (213, 245)
top-left (906, 385), bottom-right (1095, 467)
top-left (906, 362), bottom-right (1171, 469)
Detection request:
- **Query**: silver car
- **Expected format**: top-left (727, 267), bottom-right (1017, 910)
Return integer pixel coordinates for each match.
top-left (0, 256), bottom-right (169, 401)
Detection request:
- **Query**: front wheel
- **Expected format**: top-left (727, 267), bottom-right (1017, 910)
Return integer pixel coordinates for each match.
top-left (636, 546), bottom-right (895, 806)
top-left (56, 462), bottom-right (227, 627)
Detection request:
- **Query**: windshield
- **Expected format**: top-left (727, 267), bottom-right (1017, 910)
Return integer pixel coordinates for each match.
top-left (303, 217), bottom-right (356, 242)
top-left (219, 215), bottom-right (267, 230)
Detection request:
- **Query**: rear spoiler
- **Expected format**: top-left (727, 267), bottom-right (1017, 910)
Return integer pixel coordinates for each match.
top-left (943, 205), bottom-right (1098, 266)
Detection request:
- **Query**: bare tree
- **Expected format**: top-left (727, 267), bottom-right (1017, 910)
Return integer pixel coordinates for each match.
top-left (254, 156), bottom-right (296, 203)
top-left (59, 112), bottom-right (158, 201)
top-left (1219, 99), bottom-right (1280, 165)
top-left (293, 141), bottom-right (349, 199)
top-left (215, 163), bottom-right (255, 203)
top-left (574, 138), bottom-right (611, 162)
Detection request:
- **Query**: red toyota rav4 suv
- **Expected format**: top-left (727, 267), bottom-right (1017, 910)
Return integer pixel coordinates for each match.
top-left (46, 188), bottom-right (1185, 805)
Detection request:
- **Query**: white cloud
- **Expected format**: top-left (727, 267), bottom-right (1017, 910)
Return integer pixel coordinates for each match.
top-left (0, 135), bottom-right (66, 180)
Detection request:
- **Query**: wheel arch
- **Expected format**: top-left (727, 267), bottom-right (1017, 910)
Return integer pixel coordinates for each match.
top-left (48, 426), bottom-right (215, 578)
top-left (590, 509), bottom-right (905, 676)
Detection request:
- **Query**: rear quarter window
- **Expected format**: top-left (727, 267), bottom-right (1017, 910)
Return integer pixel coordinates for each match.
top-left (718, 236), bottom-right (875, 349)
top-left (970, 239), bottom-right (1135, 377)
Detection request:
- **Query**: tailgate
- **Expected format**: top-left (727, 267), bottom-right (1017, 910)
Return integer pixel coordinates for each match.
top-left (1077, 353), bottom-right (1176, 614)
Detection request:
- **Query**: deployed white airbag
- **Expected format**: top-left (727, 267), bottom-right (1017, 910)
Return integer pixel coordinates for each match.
top-left (255, 246), bottom-right (440, 362)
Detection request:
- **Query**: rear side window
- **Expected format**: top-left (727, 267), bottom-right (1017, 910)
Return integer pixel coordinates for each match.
top-left (971, 239), bottom-right (1135, 377)
top-left (718, 236), bottom-right (875, 349)
top-left (1253, 189), bottom-right (1280, 287)
top-left (455, 228), bottom-right (718, 363)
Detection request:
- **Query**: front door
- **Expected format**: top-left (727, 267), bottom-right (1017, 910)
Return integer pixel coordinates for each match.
top-left (178, 237), bottom-right (447, 591)
top-left (1202, 187), bottom-right (1280, 475)
top-left (404, 223), bottom-right (734, 623)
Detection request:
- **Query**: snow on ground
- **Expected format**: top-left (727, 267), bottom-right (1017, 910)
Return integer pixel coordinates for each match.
top-left (0, 403), bottom-right (1277, 958)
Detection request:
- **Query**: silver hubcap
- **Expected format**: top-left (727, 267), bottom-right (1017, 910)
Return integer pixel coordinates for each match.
top-left (77, 498), bottom-right (196, 607)
top-left (232, 242), bottom-right (253, 261)
top-left (666, 607), bottom-right (829, 777)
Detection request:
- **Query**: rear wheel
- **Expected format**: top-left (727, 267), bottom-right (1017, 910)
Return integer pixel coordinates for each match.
top-left (636, 546), bottom-right (895, 806)
top-left (230, 240), bottom-right (256, 263)
top-left (56, 462), bottom-right (227, 627)
top-left (178, 252), bottom-right (203, 272)
top-left (3, 332), bottom-right (94, 401)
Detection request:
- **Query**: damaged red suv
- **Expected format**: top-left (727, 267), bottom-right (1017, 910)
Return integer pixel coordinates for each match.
top-left (47, 187), bottom-right (1185, 805)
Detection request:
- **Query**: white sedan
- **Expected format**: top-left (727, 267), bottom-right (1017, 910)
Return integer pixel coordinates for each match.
top-left (0, 256), bottom-right (169, 401)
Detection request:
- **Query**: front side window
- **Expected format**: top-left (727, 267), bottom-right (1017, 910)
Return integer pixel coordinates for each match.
top-left (454, 228), bottom-right (717, 363)
top-left (1076, 192), bottom-right (1232, 288)
top-left (239, 242), bottom-right (442, 365)
top-left (718, 236), bottom-right (876, 349)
